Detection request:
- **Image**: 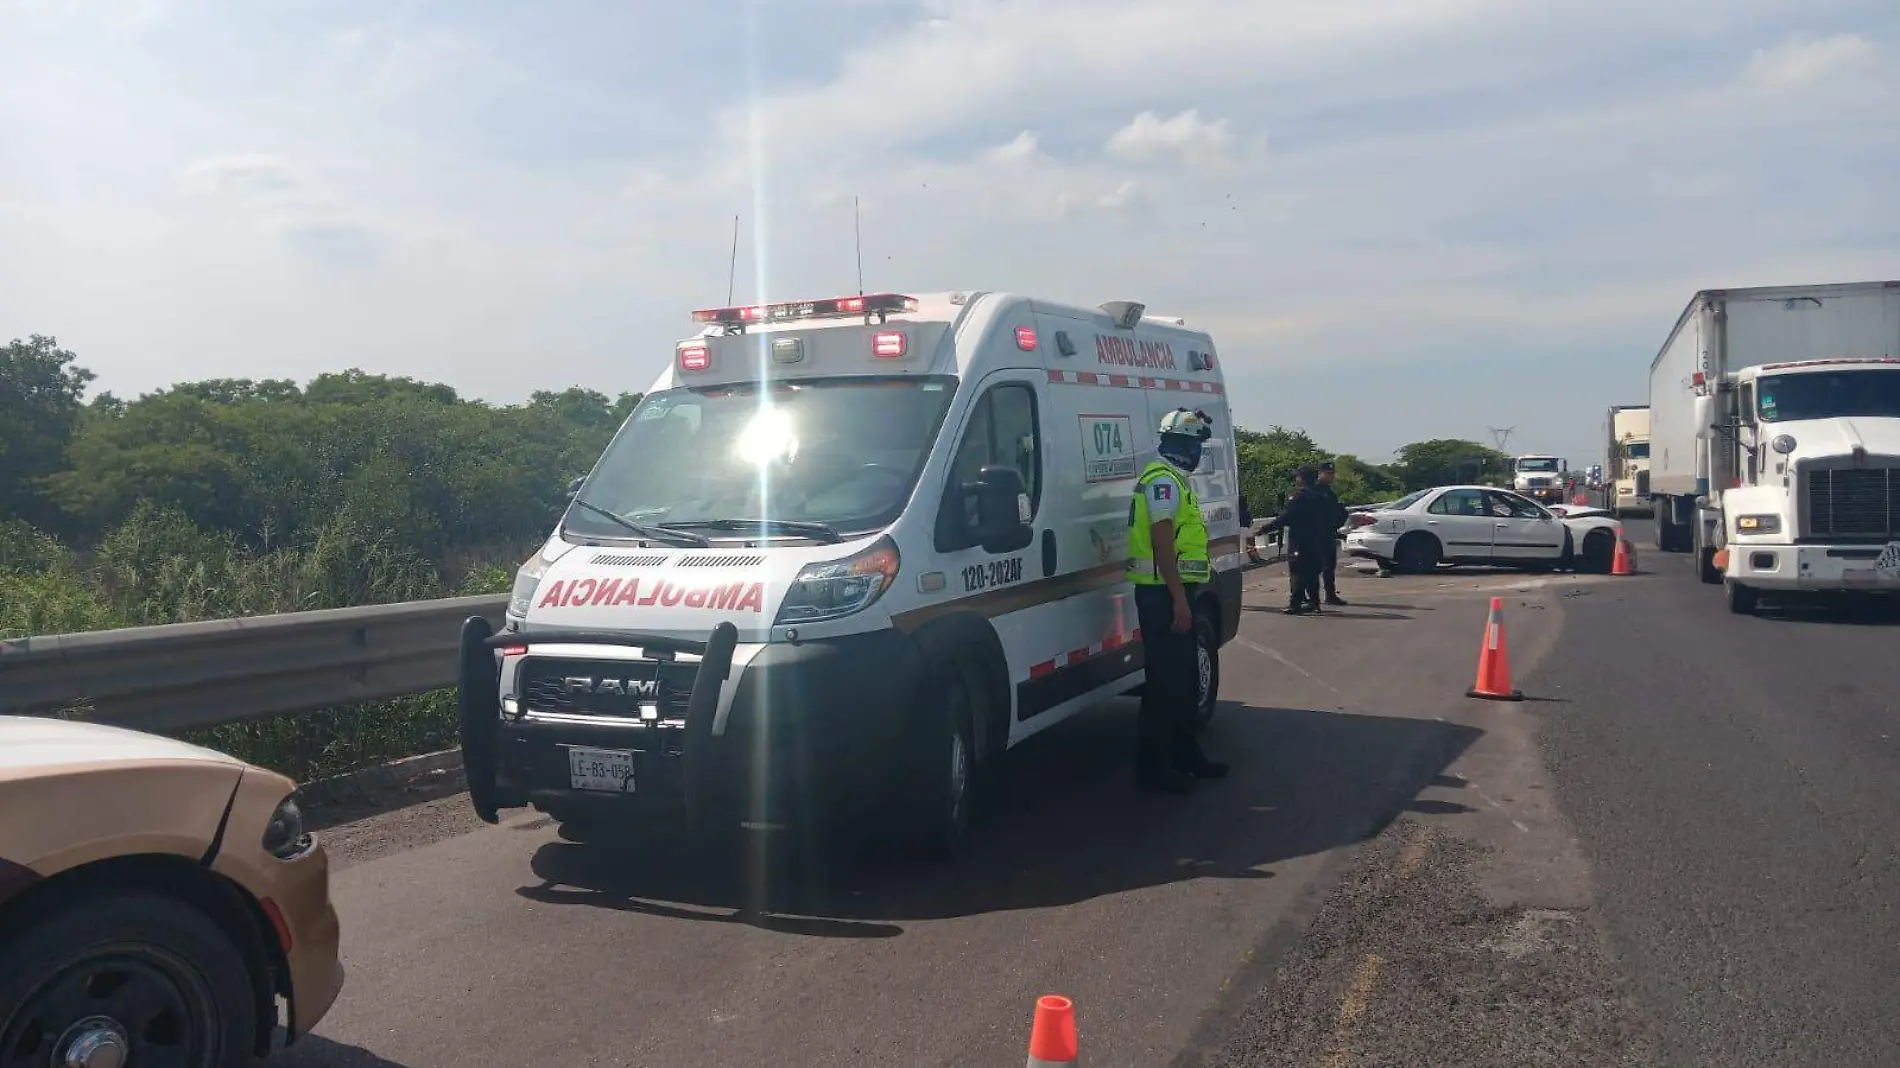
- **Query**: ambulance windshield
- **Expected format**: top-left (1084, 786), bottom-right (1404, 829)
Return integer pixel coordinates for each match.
top-left (565, 376), bottom-right (958, 541)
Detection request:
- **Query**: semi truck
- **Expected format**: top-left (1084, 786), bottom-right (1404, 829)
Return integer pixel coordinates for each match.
top-left (1602, 405), bottom-right (1651, 517)
top-left (1646, 280), bottom-right (1900, 614)
top-left (1511, 454), bottom-right (1567, 503)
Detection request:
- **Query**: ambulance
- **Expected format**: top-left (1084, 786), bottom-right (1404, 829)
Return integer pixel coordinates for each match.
top-left (457, 291), bottom-right (1244, 858)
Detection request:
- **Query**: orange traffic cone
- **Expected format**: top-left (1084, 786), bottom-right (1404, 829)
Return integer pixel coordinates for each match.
top-left (1611, 536), bottom-right (1635, 576)
top-left (1465, 596), bottom-right (1524, 702)
top-left (1026, 995), bottom-right (1079, 1067)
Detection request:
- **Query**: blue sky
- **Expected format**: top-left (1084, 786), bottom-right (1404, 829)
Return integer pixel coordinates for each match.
top-left (3, 0), bottom-right (1897, 465)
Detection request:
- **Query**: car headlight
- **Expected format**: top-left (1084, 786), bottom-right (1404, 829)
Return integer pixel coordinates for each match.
top-left (262, 796), bottom-right (311, 859)
top-left (1736, 514), bottom-right (1781, 535)
top-left (774, 536), bottom-right (900, 625)
top-left (508, 554), bottom-right (553, 619)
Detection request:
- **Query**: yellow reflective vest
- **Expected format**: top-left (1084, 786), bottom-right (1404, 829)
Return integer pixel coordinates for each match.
top-left (1126, 460), bottom-right (1210, 585)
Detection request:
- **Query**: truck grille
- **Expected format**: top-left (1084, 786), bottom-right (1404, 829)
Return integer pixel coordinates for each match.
top-left (1805, 467), bottom-right (1899, 538)
top-left (518, 657), bottom-right (699, 738)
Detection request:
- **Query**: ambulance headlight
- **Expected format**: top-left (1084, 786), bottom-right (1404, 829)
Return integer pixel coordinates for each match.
top-left (508, 554), bottom-right (553, 620)
top-left (775, 536), bottom-right (900, 625)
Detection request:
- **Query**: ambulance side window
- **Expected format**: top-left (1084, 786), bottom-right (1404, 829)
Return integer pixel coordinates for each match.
top-left (936, 382), bottom-right (1042, 550)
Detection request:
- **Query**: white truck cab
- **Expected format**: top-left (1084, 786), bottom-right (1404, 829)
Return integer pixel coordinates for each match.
top-left (456, 291), bottom-right (1244, 857)
top-left (1511, 455), bottom-right (1567, 504)
top-left (1646, 281), bottom-right (1900, 614)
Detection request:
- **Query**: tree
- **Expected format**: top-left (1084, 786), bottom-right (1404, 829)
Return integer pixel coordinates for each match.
top-left (1390, 439), bottom-right (1513, 491)
top-left (1, 335), bottom-right (95, 529)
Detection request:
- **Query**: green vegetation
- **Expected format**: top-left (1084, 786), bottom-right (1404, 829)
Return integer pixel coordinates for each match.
top-left (4, 334), bottom-right (1509, 781)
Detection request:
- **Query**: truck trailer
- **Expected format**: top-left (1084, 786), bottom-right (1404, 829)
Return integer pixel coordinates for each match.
top-left (1602, 405), bottom-right (1651, 517)
top-left (1646, 280), bottom-right (1900, 613)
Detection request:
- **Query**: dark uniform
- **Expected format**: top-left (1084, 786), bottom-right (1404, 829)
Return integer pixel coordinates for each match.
top-left (1312, 463), bottom-right (1349, 606)
top-left (1264, 468), bottom-right (1335, 614)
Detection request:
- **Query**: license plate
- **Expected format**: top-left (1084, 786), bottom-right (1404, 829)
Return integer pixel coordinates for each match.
top-left (568, 746), bottom-right (635, 793)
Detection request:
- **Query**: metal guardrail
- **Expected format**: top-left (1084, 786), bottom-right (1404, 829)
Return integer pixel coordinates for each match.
top-left (0, 594), bottom-right (509, 732)
top-left (3, 532), bottom-right (1300, 735)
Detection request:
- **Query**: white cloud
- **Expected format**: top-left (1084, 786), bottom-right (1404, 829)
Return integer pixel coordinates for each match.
top-left (1744, 34), bottom-right (1877, 91)
top-left (3, 0), bottom-right (1899, 465)
top-left (1105, 110), bottom-right (1236, 168)
top-left (985, 131), bottom-right (1047, 166)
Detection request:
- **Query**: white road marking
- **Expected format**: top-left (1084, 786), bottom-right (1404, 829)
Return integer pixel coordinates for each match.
top-left (1235, 637), bottom-right (1345, 698)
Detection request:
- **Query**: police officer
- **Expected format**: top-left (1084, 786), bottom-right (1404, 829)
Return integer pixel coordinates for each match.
top-left (1264, 467), bottom-right (1331, 614)
top-left (1313, 461), bottom-right (1349, 606)
top-left (1127, 408), bottom-right (1230, 794)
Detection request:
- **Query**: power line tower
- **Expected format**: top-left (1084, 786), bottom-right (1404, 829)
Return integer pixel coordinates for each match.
top-left (1488, 426), bottom-right (1515, 453)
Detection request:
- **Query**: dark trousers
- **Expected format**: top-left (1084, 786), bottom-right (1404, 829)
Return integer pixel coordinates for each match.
top-left (1134, 583), bottom-right (1208, 776)
top-left (1287, 546), bottom-right (1321, 608)
top-left (1319, 539), bottom-right (1340, 599)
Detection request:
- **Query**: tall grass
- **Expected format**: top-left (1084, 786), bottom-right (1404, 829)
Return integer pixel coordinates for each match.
top-left (2, 506), bottom-right (528, 782)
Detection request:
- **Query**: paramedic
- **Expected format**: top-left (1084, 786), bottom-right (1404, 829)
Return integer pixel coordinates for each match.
top-left (1127, 408), bottom-right (1231, 794)
top-left (1314, 461), bottom-right (1349, 606)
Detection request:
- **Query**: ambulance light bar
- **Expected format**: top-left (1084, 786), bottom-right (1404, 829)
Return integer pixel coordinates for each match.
top-left (691, 293), bottom-right (918, 326)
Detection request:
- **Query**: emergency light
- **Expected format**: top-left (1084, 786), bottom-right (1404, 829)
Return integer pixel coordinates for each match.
top-left (692, 293), bottom-right (918, 327)
top-left (678, 342), bottom-right (711, 372)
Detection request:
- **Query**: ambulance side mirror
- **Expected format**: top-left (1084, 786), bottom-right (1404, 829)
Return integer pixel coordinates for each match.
top-left (969, 464), bottom-right (1034, 553)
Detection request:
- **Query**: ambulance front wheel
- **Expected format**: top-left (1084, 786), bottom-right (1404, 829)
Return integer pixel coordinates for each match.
top-left (1192, 611), bottom-right (1221, 730)
top-left (893, 659), bottom-right (979, 861)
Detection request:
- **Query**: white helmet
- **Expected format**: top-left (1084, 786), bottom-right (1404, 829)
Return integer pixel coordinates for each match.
top-left (1157, 407), bottom-right (1213, 441)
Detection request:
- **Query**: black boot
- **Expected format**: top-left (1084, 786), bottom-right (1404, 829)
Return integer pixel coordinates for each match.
top-left (1325, 593), bottom-right (1348, 606)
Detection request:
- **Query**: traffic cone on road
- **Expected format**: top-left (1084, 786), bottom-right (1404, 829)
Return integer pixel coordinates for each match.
top-left (1611, 536), bottom-right (1635, 576)
top-left (1026, 995), bottom-right (1079, 1067)
top-left (1465, 596), bottom-right (1524, 702)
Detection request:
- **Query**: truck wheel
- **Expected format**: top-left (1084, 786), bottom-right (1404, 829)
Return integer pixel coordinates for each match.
top-left (1698, 547), bottom-right (1723, 585)
top-left (1726, 580), bottom-right (1758, 615)
top-left (1393, 533), bottom-right (1441, 574)
top-left (1192, 611), bottom-right (1221, 730)
top-left (894, 660), bottom-right (978, 861)
top-left (0, 892), bottom-right (258, 1068)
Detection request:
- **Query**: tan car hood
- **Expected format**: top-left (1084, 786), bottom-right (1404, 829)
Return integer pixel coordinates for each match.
top-left (0, 715), bottom-right (243, 780)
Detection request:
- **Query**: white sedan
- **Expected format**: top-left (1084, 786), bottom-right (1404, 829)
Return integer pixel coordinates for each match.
top-left (1344, 484), bottom-right (1623, 574)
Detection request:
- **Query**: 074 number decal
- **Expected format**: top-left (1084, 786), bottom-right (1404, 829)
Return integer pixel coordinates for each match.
top-left (962, 556), bottom-right (1024, 593)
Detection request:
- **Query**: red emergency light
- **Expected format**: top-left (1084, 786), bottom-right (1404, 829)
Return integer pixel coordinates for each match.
top-left (692, 292), bottom-right (918, 326)
top-left (678, 342), bottom-right (711, 372)
top-left (872, 331), bottom-right (908, 358)
top-left (1014, 326), bottom-right (1038, 351)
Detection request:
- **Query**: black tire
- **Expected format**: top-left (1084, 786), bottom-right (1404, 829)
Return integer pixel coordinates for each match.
top-left (1191, 611), bottom-right (1221, 731)
top-left (1726, 580), bottom-right (1758, 615)
top-left (458, 615), bottom-right (503, 824)
top-left (1392, 533), bottom-right (1441, 574)
top-left (893, 660), bottom-right (978, 861)
top-left (1653, 507), bottom-right (1670, 553)
top-left (1580, 531), bottom-right (1616, 574)
top-left (1698, 547), bottom-right (1723, 585)
top-left (0, 892), bottom-right (258, 1068)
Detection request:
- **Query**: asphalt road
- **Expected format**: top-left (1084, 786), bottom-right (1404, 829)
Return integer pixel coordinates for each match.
top-left (1534, 520), bottom-right (1900, 1068)
top-left (282, 535), bottom-right (1899, 1068)
top-left (284, 561), bottom-right (1584, 1068)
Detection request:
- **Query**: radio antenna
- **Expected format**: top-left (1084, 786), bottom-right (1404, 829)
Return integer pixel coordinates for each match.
top-left (853, 196), bottom-right (864, 297)
top-left (725, 214), bottom-right (740, 305)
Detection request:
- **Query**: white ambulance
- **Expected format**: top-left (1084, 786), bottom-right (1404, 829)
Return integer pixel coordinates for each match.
top-left (457, 291), bottom-right (1244, 858)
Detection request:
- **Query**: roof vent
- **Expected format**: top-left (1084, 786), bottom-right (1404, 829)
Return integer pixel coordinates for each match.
top-left (1098, 301), bottom-right (1146, 330)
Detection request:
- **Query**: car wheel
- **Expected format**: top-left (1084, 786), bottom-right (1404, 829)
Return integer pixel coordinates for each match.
top-left (0, 892), bottom-right (258, 1068)
top-left (1392, 533), bottom-right (1441, 574)
top-left (1191, 611), bottom-right (1221, 731)
top-left (1581, 531), bottom-right (1616, 574)
top-left (894, 661), bottom-right (978, 861)
top-left (1726, 580), bottom-right (1758, 616)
